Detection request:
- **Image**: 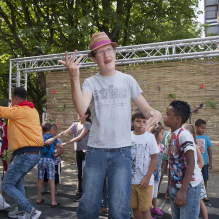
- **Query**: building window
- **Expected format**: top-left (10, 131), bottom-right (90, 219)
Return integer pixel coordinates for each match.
top-left (206, 5), bottom-right (218, 20)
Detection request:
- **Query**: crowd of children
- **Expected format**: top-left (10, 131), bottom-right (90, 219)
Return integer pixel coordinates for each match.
top-left (129, 100), bottom-right (212, 219)
top-left (0, 100), bottom-right (213, 219)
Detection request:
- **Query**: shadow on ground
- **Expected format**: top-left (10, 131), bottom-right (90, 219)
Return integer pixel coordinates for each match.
top-left (0, 161), bottom-right (218, 219)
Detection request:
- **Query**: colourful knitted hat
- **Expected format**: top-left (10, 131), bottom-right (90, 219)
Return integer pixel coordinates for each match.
top-left (88, 32), bottom-right (117, 58)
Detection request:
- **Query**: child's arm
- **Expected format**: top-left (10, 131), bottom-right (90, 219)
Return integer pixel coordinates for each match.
top-left (174, 150), bottom-right (195, 208)
top-left (207, 146), bottom-right (212, 169)
top-left (61, 129), bottom-right (89, 147)
top-left (196, 144), bottom-right (204, 169)
top-left (45, 127), bottom-right (72, 145)
top-left (140, 153), bottom-right (157, 189)
top-left (165, 167), bottom-right (170, 199)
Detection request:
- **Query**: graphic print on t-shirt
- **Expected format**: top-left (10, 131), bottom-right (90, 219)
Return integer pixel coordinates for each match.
top-left (93, 85), bottom-right (128, 108)
top-left (131, 142), bottom-right (149, 181)
top-left (196, 139), bottom-right (205, 154)
top-left (168, 129), bottom-right (187, 188)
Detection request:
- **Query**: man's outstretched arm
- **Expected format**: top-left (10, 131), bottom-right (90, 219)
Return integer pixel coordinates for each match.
top-left (133, 94), bottom-right (162, 129)
top-left (58, 50), bottom-right (92, 115)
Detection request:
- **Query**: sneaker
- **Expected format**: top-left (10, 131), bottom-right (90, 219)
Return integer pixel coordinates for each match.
top-left (18, 208), bottom-right (41, 219)
top-left (41, 187), bottom-right (48, 194)
top-left (151, 207), bottom-right (164, 216)
top-left (0, 195), bottom-right (10, 210)
top-left (203, 196), bottom-right (210, 201)
top-left (55, 189), bottom-right (58, 195)
top-left (74, 195), bottom-right (82, 202)
top-left (8, 207), bottom-right (24, 218)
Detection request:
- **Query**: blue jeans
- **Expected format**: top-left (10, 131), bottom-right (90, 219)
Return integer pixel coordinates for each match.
top-left (76, 146), bottom-right (132, 219)
top-left (101, 177), bottom-right (108, 208)
top-left (2, 153), bottom-right (41, 213)
top-left (201, 164), bottom-right (209, 181)
top-left (169, 183), bottom-right (201, 219)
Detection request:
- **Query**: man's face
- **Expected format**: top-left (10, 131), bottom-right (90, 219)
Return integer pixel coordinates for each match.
top-left (92, 44), bottom-right (116, 74)
top-left (163, 106), bottom-right (177, 128)
top-left (196, 124), bottom-right (206, 135)
top-left (11, 95), bottom-right (19, 107)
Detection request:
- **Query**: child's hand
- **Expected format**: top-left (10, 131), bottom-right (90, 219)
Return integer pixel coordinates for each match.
top-left (165, 188), bottom-right (170, 200)
top-left (209, 162), bottom-right (212, 169)
top-left (44, 138), bottom-right (55, 145)
top-left (140, 176), bottom-right (149, 189)
top-left (174, 190), bottom-right (186, 208)
top-left (83, 149), bottom-right (87, 153)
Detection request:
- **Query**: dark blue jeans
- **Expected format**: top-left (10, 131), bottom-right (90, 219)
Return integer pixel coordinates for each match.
top-left (76, 146), bottom-right (132, 219)
top-left (2, 153), bottom-right (40, 213)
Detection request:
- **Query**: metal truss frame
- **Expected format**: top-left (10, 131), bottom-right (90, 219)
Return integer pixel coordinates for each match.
top-left (9, 36), bottom-right (219, 99)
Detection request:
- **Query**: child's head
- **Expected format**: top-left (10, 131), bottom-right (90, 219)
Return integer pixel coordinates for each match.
top-left (42, 122), bottom-right (51, 134)
top-left (195, 119), bottom-right (206, 135)
top-left (78, 108), bottom-right (92, 123)
top-left (50, 123), bottom-right (58, 136)
top-left (164, 100), bottom-right (190, 128)
top-left (183, 124), bottom-right (196, 143)
top-left (131, 108), bottom-right (147, 133)
top-left (149, 122), bottom-right (164, 143)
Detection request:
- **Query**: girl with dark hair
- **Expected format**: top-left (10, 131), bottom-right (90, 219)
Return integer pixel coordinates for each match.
top-left (149, 123), bottom-right (165, 217)
top-left (44, 108), bottom-right (91, 200)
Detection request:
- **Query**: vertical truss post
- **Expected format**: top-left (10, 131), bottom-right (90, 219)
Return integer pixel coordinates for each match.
top-left (9, 60), bottom-right (12, 100)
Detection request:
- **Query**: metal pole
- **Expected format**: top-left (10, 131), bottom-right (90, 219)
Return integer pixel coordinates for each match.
top-left (9, 60), bottom-right (12, 100)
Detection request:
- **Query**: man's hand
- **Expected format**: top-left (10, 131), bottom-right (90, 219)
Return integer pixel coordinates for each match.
top-left (140, 176), bottom-right (150, 189)
top-left (58, 50), bottom-right (84, 81)
top-left (174, 190), bottom-right (186, 207)
top-left (145, 110), bottom-right (162, 131)
top-left (209, 162), bottom-right (212, 169)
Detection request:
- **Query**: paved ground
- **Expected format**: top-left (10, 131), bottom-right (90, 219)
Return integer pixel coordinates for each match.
top-left (0, 161), bottom-right (218, 219)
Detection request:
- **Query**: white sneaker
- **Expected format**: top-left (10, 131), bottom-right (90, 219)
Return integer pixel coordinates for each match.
top-left (18, 208), bottom-right (42, 219)
top-left (0, 195), bottom-right (10, 210)
top-left (8, 207), bottom-right (24, 218)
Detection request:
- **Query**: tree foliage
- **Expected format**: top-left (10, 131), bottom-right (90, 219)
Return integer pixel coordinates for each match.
top-left (0, 0), bottom-right (202, 118)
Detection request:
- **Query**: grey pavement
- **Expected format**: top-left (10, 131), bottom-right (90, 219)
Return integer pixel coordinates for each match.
top-left (0, 161), bottom-right (218, 219)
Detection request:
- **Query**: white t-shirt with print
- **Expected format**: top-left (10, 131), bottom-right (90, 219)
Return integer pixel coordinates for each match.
top-left (169, 128), bottom-right (202, 188)
top-left (82, 70), bottom-right (142, 149)
top-left (131, 131), bottom-right (159, 185)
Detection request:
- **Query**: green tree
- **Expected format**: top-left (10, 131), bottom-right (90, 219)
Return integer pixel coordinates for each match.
top-left (0, 0), bottom-right (202, 118)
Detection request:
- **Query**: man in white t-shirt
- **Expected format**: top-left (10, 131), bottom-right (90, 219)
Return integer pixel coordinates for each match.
top-left (130, 108), bottom-right (159, 219)
top-left (58, 32), bottom-right (162, 219)
top-left (164, 100), bottom-right (202, 219)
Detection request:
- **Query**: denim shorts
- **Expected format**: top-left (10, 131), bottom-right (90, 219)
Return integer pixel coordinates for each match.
top-left (37, 157), bottom-right (55, 179)
top-left (76, 146), bottom-right (132, 219)
top-left (201, 164), bottom-right (209, 181)
top-left (169, 183), bottom-right (201, 219)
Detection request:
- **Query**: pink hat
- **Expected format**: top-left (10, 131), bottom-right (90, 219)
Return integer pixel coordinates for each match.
top-left (88, 32), bottom-right (117, 58)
